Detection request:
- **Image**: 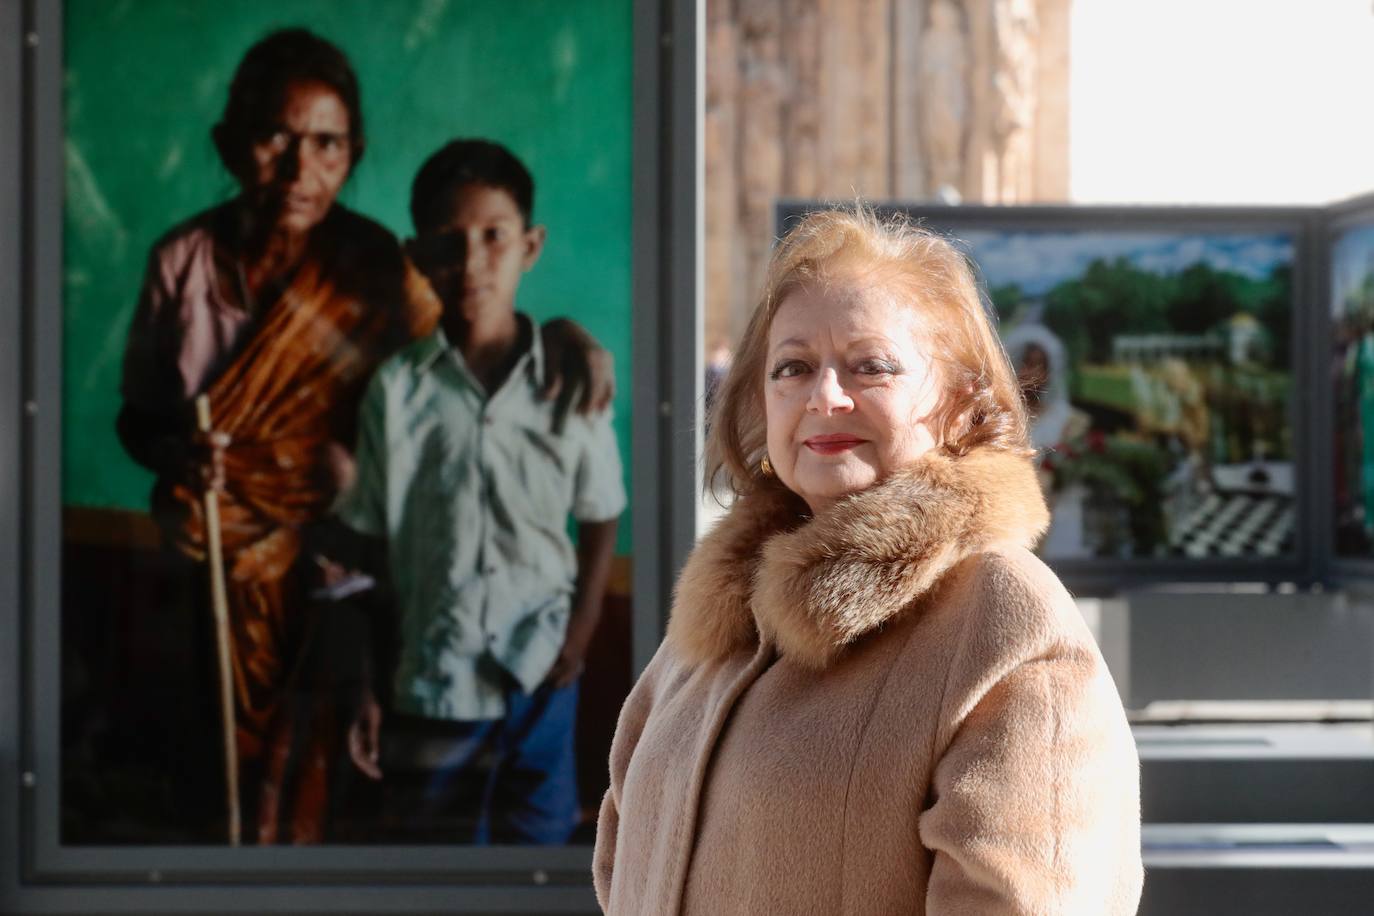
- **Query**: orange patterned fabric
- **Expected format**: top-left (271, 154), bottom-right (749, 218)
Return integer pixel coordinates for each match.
top-left (162, 215), bottom-right (438, 843)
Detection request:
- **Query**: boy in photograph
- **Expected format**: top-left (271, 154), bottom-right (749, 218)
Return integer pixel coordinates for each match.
top-left (335, 139), bottom-right (624, 844)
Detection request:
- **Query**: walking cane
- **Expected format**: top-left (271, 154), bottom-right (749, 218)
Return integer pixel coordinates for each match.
top-left (196, 394), bottom-right (241, 846)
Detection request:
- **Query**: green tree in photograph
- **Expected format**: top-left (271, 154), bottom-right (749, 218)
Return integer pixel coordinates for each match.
top-left (1252, 263), bottom-right (1292, 370)
top-left (1042, 257), bottom-right (1171, 366)
top-left (987, 282), bottom-right (1026, 326)
top-left (1166, 262), bottom-right (1239, 337)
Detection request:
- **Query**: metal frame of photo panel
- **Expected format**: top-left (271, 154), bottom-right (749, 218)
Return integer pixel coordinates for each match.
top-left (0, 0), bottom-right (703, 912)
top-left (776, 199), bottom-right (1324, 595)
top-left (1320, 191), bottom-right (1374, 586)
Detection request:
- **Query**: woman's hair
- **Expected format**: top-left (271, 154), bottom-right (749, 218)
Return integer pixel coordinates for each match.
top-left (212, 28), bottom-right (365, 179)
top-left (705, 205), bottom-right (1030, 498)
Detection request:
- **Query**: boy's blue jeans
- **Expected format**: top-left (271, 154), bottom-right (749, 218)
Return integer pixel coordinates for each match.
top-left (379, 677), bottom-right (580, 845)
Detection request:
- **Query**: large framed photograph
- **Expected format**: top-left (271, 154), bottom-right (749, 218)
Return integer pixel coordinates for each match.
top-left (8, 0), bottom-right (699, 905)
top-left (778, 202), bottom-right (1319, 588)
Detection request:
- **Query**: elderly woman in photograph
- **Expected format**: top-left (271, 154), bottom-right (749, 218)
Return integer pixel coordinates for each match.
top-left (117, 28), bottom-right (608, 843)
top-left (594, 208), bottom-right (1142, 913)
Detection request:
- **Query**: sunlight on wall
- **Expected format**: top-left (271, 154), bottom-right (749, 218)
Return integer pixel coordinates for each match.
top-left (1071, 0), bottom-right (1374, 204)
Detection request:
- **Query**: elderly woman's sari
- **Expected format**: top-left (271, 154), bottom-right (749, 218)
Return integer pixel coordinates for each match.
top-left (156, 207), bottom-right (438, 843)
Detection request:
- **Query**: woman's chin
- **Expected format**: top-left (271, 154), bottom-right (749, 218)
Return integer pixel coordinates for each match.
top-left (273, 208), bottom-right (328, 236)
top-left (249, 194), bottom-right (331, 237)
top-left (791, 462), bottom-right (877, 510)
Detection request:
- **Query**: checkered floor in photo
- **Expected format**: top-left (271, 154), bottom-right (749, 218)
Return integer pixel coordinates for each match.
top-left (1168, 492), bottom-right (1296, 558)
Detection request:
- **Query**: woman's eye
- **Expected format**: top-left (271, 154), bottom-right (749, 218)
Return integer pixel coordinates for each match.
top-left (855, 359), bottom-right (897, 375)
top-left (485, 228), bottom-right (504, 243)
top-left (769, 360), bottom-right (809, 380)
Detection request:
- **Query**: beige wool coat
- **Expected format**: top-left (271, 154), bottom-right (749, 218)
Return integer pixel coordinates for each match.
top-left (594, 448), bottom-right (1143, 915)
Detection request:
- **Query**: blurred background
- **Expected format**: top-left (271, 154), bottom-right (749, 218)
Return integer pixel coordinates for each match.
top-left (703, 1), bottom-right (1374, 912)
top-left (705, 0), bottom-right (1374, 342)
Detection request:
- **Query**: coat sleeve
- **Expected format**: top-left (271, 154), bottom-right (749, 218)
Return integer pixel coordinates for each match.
top-left (592, 647), bottom-right (664, 910)
top-left (592, 783), bottom-right (620, 909)
top-left (918, 561), bottom-right (1143, 915)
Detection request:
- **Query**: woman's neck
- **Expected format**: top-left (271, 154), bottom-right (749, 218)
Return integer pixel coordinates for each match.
top-left (235, 200), bottom-right (311, 296)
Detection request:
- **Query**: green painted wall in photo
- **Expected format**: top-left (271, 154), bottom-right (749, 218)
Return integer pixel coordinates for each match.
top-left (63, 0), bottom-right (633, 548)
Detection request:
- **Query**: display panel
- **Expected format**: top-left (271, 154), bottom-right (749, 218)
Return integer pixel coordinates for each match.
top-left (1330, 213), bottom-right (1374, 559)
top-left (59, 0), bottom-right (636, 850)
top-left (970, 226), bottom-right (1296, 560)
top-left (778, 202), bottom-right (1315, 584)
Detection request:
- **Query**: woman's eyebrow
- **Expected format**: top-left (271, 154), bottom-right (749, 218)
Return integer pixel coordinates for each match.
top-left (769, 335), bottom-right (900, 357)
top-left (844, 336), bottom-right (901, 354)
top-left (770, 336), bottom-right (810, 353)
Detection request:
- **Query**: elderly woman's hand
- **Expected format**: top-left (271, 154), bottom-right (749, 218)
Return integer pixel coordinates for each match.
top-left (319, 439), bottom-right (357, 495)
top-left (188, 429), bottom-right (232, 493)
top-left (540, 317), bottom-right (615, 430)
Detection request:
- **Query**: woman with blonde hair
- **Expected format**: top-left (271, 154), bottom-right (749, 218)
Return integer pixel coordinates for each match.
top-left (594, 207), bottom-right (1142, 913)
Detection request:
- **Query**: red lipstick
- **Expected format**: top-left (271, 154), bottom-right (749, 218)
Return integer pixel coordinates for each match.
top-left (804, 434), bottom-right (866, 455)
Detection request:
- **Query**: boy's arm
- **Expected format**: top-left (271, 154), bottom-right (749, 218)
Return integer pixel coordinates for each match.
top-left (546, 518), bottom-right (618, 689)
top-left (548, 376), bottom-right (627, 689)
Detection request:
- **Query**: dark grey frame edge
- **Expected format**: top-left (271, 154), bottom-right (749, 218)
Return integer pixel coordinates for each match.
top-left (1321, 198), bottom-right (1374, 585)
top-left (1, 0), bottom-right (27, 913)
top-left (775, 198), bottom-right (1324, 595)
top-left (2, 0), bottom-right (701, 911)
top-left (1304, 212), bottom-right (1334, 588)
top-left (637, 0), bottom-right (703, 670)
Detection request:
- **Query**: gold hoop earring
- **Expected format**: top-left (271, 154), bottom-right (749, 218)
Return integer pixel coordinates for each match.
top-left (760, 454), bottom-right (774, 477)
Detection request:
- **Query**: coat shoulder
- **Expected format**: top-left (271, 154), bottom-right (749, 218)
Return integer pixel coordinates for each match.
top-left (971, 546), bottom-right (1078, 618)
top-left (935, 545), bottom-right (1097, 663)
top-left (919, 546), bottom-right (1131, 782)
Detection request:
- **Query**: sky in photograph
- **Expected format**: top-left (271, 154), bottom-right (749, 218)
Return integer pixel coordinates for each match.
top-left (958, 230), bottom-right (1294, 297)
top-left (1332, 222), bottom-right (1374, 314)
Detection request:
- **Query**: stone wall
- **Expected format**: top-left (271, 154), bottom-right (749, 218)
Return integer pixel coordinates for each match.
top-left (706, 0), bottom-right (1071, 347)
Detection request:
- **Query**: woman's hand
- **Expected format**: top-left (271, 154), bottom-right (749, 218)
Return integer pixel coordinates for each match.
top-left (320, 440), bottom-right (357, 494)
top-left (314, 553), bottom-right (351, 589)
top-left (348, 689), bottom-right (384, 781)
top-left (540, 318), bottom-right (615, 429)
top-left (189, 429), bottom-right (231, 493)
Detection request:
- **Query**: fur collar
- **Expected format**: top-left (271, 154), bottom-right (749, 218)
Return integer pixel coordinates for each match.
top-left (668, 448), bottom-right (1050, 669)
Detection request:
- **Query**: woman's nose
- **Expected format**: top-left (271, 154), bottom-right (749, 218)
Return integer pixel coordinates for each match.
top-left (276, 141), bottom-right (302, 182)
top-left (806, 367), bottom-right (854, 414)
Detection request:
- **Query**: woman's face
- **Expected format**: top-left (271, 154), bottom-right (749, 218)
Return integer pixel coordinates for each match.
top-left (764, 278), bottom-right (943, 514)
top-left (241, 80), bottom-right (353, 236)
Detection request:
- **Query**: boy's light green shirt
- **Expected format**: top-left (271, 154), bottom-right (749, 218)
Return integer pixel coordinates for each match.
top-left (336, 316), bottom-right (625, 721)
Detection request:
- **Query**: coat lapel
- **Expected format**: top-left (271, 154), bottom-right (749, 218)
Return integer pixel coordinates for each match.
top-left (668, 448), bottom-right (1050, 669)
